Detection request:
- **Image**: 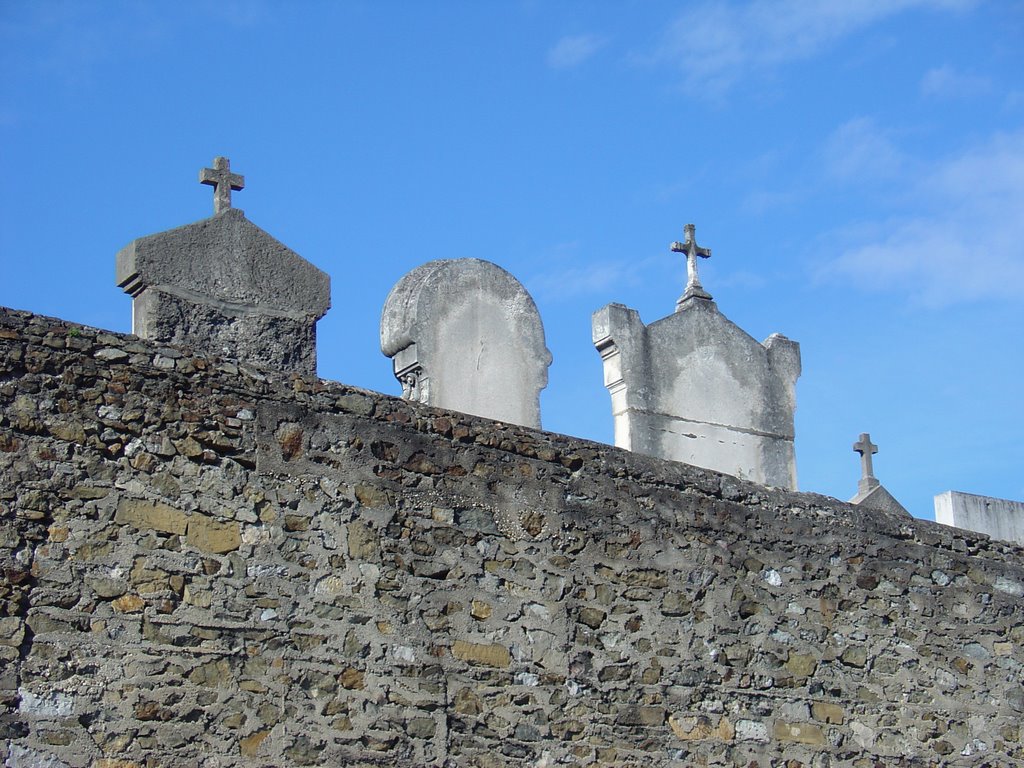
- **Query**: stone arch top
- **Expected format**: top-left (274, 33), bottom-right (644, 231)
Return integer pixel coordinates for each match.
top-left (380, 258), bottom-right (551, 429)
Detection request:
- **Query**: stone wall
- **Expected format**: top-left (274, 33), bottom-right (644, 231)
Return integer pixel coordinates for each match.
top-left (1, 306), bottom-right (1022, 768)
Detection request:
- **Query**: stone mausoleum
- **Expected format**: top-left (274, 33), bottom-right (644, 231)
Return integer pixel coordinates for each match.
top-left (593, 225), bottom-right (801, 489)
top-left (117, 157), bottom-right (330, 376)
top-left (1, 159), bottom-right (1022, 767)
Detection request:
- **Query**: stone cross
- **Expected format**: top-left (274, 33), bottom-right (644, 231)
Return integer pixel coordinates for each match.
top-left (853, 432), bottom-right (879, 492)
top-left (671, 223), bottom-right (712, 308)
top-left (199, 156), bottom-right (245, 215)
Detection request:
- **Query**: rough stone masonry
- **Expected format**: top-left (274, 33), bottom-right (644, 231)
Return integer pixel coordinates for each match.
top-left (1, 306), bottom-right (1023, 767)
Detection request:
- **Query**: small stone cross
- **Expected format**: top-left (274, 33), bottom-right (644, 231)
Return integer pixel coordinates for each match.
top-left (853, 432), bottom-right (879, 492)
top-left (671, 223), bottom-right (712, 309)
top-left (199, 156), bottom-right (245, 215)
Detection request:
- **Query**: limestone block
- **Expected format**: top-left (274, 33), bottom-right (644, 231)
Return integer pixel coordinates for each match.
top-left (451, 640), bottom-right (511, 668)
top-left (592, 295), bottom-right (800, 488)
top-left (117, 207), bottom-right (330, 375)
top-left (812, 702), bottom-right (845, 724)
top-left (381, 258), bottom-right (551, 429)
top-left (115, 498), bottom-right (188, 535)
top-left (347, 521), bottom-right (378, 559)
top-left (774, 720), bottom-right (826, 745)
top-left (936, 490), bottom-right (1024, 546)
top-left (185, 515), bottom-right (241, 554)
top-left (668, 714), bottom-right (734, 741)
top-left (339, 667), bottom-right (365, 689)
top-left (111, 594), bottom-right (145, 613)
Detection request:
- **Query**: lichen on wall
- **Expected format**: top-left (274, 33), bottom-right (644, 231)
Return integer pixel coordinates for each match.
top-left (1, 307), bottom-right (1022, 767)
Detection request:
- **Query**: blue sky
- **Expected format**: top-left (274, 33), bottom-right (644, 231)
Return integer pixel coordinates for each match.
top-left (2, 1), bottom-right (1022, 519)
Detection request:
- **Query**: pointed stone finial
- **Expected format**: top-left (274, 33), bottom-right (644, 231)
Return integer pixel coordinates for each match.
top-left (853, 433), bottom-right (879, 493)
top-left (199, 156), bottom-right (245, 215)
top-left (670, 223), bottom-right (712, 309)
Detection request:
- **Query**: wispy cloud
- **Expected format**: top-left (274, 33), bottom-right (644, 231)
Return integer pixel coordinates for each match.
top-left (547, 34), bottom-right (605, 69)
top-left (920, 65), bottom-right (991, 99)
top-left (651, 0), bottom-right (975, 97)
top-left (740, 187), bottom-right (803, 215)
top-left (822, 117), bottom-right (905, 182)
top-left (529, 261), bottom-right (638, 300)
top-left (526, 243), bottom-right (666, 302)
top-left (820, 129), bottom-right (1024, 306)
top-left (0, 2), bottom-right (272, 89)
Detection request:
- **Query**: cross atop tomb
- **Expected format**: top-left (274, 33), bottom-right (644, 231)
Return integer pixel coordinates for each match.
top-left (853, 432), bottom-right (880, 493)
top-left (199, 156), bottom-right (245, 215)
top-left (671, 223), bottom-right (712, 309)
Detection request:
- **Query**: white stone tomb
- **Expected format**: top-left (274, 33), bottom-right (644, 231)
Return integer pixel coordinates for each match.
top-left (935, 491), bottom-right (1024, 546)
top-left (380, 258), bottom-right (551, 429)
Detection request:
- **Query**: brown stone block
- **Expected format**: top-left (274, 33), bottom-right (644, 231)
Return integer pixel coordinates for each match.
top-left (115, 498), bottom-right (188, 536)
top-left (0, 431), bottom-right (21, 452)
top-left (111, 594), bottom-right (145, 613)
top-left (284, 514), bottom-right (309, 532)
top-left (453, 687), bottom-right (482, 716)
top-left (186, 515), bottom-right (241, 554)
top-left (347, 521), bottom-right (378, 559)
top-left (669, 714), bottom-right (734, 741)
top-left (773, 720), bottom-right (825, 745)
top-left (617, 706), bottom-right (667, 726)
top-left (785, 652), bottom-right (817, 678)
top-left (470, 600), bottom-right (493, 620)
top-left (451, 640), bottom-right (511, 668)
top-left (48, 420), bottom-right (86, 443)
top-left (339, 667), bottom-right (365, 690)
top-left (354, 484), bottom-right (392, 508)
top-left (188, 658), bottom-right (233, 687)
top-left (597, 664), bottom-right (631, 682)
top-left (811, 702), bottom-right (845, 724)
top-left (130, 452), bottom-right (158, 472)
top-left (240, 729), bottom-right (271, 757)
top-left (840, 646), bottom-right (867, 668)
top-left (661, 591), bottom-right (691, 616)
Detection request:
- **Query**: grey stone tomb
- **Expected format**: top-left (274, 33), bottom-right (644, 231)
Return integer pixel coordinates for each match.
top-left (592, 224), bottom-right (801, 488)
top-left (116, 157), bottom-right (330, 375)
top-left (935, 491), bottom-right (1024, 546)
top-left (848, 433), bottom-right (909, 516)
top-left (380, 258), bottom-right (551, 429)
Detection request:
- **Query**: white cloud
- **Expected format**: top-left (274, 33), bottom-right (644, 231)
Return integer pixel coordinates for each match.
top-left (921, 65), bottom-right (991, 99)
top-left (822, 117), bottom-right (905, 182)
top-left (652, 0), bottom-right (976, 96)
top-left (821, 129), bottom-right (1024, 306)
top-left (547, 34), bottom-right (605, 69)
